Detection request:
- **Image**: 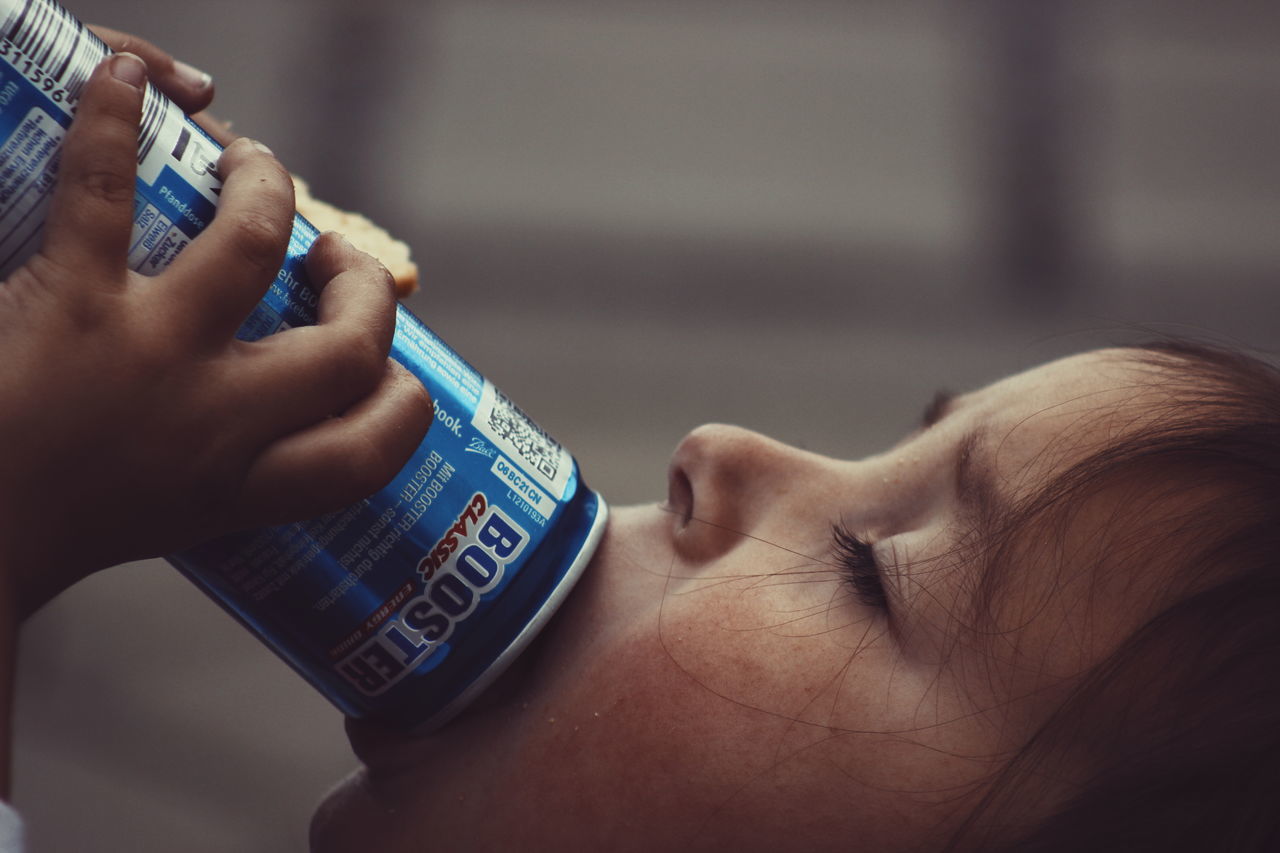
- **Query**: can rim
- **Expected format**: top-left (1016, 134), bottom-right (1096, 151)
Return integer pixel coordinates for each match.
top-left (407, 496), bottom-right (610, 734)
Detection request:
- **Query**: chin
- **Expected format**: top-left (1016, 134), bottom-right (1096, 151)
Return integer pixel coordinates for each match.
top-left (309, 768), bottom-right (386, 853)
top-left (309, 504), bottom-right (671, 853)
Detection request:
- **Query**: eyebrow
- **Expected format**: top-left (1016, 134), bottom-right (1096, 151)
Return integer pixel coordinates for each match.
top-left (921, 389), bottom-right (956, 429)
top-left (906, 389), bottom-right (1014, 653)
top-left (920, 389), bottom-right (1001, 524)
top-left (954, 428), bottom-right (1001, 529)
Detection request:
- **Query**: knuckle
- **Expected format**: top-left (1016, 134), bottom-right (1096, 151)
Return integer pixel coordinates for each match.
top-left (340, 245), bottom-right (387, 282)
top-left (401, 370), bottom-right (435, 427)
top-left (303, 231), bottom-right (348, 278)
top-left (354, 334), bottom-right (388, 373)
top-left (131, 39), bottom-right (156, 61)
top-left (75, 164), bottom-right (136, 206)
top-left (414, 378), bottom-right (435, 417)
top-left (334, 435), bottom-right (398, 499)
top-left (329, 336), bottom-right (388, 397)
top-left (308, 229), bottom-right (343, 260)
top-left (256, 148), bottom-right (290, 183)
top-left (228, 210), bottom-right (287, 275)
top-left (223, 138), bottom-right (287, 178)
top-left (108, 32), bottom-right (138, 52)
top-left (376, 261), bottom-right (396, 296)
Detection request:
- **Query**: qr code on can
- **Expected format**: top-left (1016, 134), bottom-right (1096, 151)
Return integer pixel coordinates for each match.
top-left (487, 389), bottom-right (562, 483)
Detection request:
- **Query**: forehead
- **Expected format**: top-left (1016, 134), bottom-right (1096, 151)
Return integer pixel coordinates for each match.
top-left (982, 349), bottom-right (1150, 420)
top-left (966, 349), bottom-right (1166, 488)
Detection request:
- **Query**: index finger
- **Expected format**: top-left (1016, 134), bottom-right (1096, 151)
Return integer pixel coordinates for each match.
top-left (227, 233), bottom-right (399, 440)
top-left (157, 137), bottom-right (295, 339)
top-left (39, 53), bottom-right (146, 278)
top-left (87, 24), bottom-right (214, 114)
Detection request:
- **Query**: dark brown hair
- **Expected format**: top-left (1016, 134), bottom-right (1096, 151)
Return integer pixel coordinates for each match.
top-left (949, 340), bottom-right (1280, 852)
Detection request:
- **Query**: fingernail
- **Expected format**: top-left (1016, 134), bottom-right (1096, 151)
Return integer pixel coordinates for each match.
top-left (249, 139), bottom-right (274, 156)
top-left (173, 59), bottom-right (212, 91)
top-left (110, 53), bottom-right (147, 90)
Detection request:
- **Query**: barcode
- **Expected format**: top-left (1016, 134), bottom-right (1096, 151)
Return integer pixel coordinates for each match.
top-left (487, 389), bottom-right (563, 484)
top-left (0, 0), bottom-right (171, 162)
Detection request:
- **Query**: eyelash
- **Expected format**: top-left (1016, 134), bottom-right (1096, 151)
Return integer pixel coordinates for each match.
top-left (831, 522), bottom-right (888, 610)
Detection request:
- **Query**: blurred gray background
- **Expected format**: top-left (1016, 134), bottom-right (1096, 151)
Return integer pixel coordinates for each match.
top-left (13, 0), bottom-right (1280, 850)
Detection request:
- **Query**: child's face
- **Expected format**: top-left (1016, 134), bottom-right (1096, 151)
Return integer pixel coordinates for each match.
top-left (312, 350), bottom-right (1176, 852)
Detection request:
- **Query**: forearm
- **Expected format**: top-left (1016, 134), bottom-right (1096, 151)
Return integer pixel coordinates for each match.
top-left (0, 559), bottom-right (19, 800)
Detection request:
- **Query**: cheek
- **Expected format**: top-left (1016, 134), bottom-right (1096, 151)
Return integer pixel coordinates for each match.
top-left (497, 612), bottom-right (870, 850)
top-left (490, 541), bottom-right (957, 843)
top-left (653, 534), bottom-right (900, 728)
top-left (506, 627), bottom-right (985, 851)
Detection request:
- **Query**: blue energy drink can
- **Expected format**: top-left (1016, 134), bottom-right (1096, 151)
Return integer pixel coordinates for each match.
top-left (0, 0), bottom-right (606, 730)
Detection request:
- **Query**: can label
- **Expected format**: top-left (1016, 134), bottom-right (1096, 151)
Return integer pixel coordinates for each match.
top-left (0, 0), bottom-right (606, 729)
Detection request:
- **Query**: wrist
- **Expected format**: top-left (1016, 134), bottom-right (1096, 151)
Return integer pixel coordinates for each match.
top-left (0, 558), bottom-right (19, 798)
top-left (0, 522), bottom-right (86, 618)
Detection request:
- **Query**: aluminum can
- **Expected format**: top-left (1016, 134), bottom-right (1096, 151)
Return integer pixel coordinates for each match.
top-left (0, 0), bottom-right (606, 730)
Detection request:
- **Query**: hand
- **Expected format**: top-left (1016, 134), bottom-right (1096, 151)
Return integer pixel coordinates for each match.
top-left (88, 24), bottom-right (238, 145)
top-left (0, 54), bottom-right (432, 614)
top-left (88, 24), bottom-right (216, 115)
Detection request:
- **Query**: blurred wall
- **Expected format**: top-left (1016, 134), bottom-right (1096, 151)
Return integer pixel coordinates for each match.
top-left (13, 1), bottom-right (1279, 851)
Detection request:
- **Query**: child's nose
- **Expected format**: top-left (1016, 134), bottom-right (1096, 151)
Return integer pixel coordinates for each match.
top-left (666, 423), bottom-right (815, 562)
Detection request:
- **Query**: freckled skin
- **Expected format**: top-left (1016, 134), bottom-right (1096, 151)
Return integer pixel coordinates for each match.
top-left (312, 351), bottom-right (1183, 853)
